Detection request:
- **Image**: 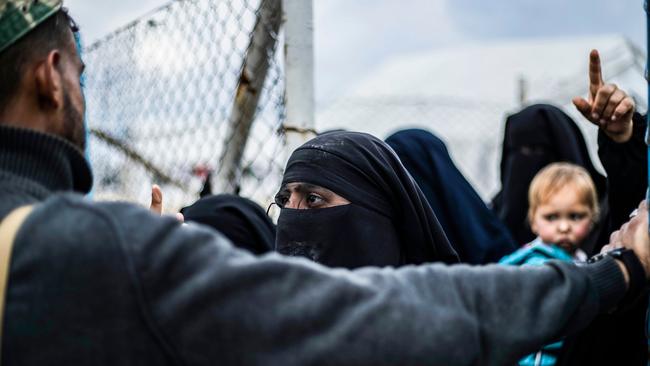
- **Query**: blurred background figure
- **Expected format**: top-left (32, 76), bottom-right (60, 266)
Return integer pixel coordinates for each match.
top-left (491, 104), bottom-right (608, 254)
top-left (181, 194), bottom-right (275, 255)
top-left (192, 164), bottom-right (214, 198)
top-left (386, 129), bottom-right (517, 264)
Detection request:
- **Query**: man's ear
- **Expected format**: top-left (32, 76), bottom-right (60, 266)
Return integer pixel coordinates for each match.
top-left (33, 50), bottom-right (63, 111)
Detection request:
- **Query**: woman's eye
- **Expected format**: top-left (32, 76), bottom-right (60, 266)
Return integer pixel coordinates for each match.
top-left (306, 193), bottom-right (324, 206)
top-left (543, 214), bottom-right (559, 221)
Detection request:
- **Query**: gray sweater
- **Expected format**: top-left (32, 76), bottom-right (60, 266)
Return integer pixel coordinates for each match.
top-left (0, 126), bottom-right (626, 365)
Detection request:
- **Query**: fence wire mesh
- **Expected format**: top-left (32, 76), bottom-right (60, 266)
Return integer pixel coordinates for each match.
top-left (84, 0), bottom-right (286, 212)
top-left (84, 1), bottom-right (645, 215)
top-left (314, 40), bottom-right (647, 203)
top-left (317, 96), bottom-right (513, 201)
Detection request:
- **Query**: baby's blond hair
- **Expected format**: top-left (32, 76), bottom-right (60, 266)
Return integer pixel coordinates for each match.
top-left (528, 162), bottom-right (599, 224)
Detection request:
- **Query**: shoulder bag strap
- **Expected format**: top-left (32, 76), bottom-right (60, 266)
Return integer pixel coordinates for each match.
top-left (0, 205), bottom-right (34, 355)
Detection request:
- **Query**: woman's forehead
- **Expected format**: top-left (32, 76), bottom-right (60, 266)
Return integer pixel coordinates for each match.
top-left (284, 182), bottom-right (336, 195)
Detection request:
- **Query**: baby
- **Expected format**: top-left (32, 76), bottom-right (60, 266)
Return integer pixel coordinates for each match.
top-left (500, 162), bottom-right (599, 366)
top-left (502, 162), bottom-right (598, 265)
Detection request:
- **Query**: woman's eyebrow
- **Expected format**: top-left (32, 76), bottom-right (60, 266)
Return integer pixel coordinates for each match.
top-left (284, 183), bottom-right (330, 195)
top-left (300, 184), bottom-right (334, 197)
top-left (286, 183), bottom-right (318, 193)
top-left (301, 183), bottom-right (322, 191)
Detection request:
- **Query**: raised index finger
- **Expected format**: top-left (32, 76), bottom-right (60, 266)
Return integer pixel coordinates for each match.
top-left (589, 49), bottom-right (604, 98)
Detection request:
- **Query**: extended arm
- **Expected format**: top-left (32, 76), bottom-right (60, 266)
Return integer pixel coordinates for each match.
top-left (117, 207), bottom-right (625, 366)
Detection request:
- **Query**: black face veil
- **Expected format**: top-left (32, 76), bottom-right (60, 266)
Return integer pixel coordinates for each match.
top-left (275, 131), bottom-right (459, 268)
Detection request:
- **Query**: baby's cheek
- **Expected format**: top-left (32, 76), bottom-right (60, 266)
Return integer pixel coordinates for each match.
top-left (535, 224), bottom-right (556, 243)
top-left (573, 221), bottom-right (592, 241)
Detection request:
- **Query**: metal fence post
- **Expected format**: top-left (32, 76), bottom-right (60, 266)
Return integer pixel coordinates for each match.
top-left (282, 0), bottom-right (316, 157)
top-left (217, 0), bottom-right (283, 194)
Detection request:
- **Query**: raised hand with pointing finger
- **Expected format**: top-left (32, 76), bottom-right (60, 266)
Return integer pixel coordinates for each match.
top-left (572, 49), bottom-right (635, 143)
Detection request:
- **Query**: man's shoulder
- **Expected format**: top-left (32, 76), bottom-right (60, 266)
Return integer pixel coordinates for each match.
top-left (28, 192), bottom-right (231, 256)
top-left (11, 192), bottom-right (233, 281)
top-left (42, 192), bottom-right (144, 210)
top-left (33, 193), bottom-right (159, 229)
top-left (17, 193), bottom-right (185, 252)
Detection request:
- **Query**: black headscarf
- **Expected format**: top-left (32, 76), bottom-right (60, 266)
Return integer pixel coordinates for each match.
top-left (492, 104), bottom-right (607, 246)
top-left (276, 131), bottom-right (459, 269)
top-left (180, 194), bottom-right (275, 255)
top-left (386, 129), bottom-right (517, 264)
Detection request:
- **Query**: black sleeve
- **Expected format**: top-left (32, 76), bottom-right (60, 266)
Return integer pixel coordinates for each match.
top-left (598, 112), bottom-right (648, 231)
top-left (559, 113), bottom-right (649, 366)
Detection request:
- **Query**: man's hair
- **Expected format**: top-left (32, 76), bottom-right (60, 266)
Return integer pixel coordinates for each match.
top-left (527, 162), bottom-right (599, 224)
top-left (0, 9), bottom-right (77, 114)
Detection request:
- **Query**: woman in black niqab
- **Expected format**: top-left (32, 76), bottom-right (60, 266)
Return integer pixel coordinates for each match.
top-left (275, 131), bottom-right (459, 269)
top-left (492, 104), bottom-right (607, 253)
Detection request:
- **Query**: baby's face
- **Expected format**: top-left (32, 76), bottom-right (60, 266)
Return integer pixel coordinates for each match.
top-left (531, 186), bottom-right (594, 253)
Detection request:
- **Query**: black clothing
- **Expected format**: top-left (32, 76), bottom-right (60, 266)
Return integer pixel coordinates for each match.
top-left (598, 113), bottom-right (648, 234)
top-left (199, 172), bottom-right (213, 198)
top-left (557, 113), bottom-right (649, 366)
top-left (277, 131), bottom-right (460, 267)
top-left (180, 194), bottom-right (275, 255)
top-left (276, 204), bottom-right (402, 268)
top-left (492, 104), bottom-right (608, 251)
top-left (386, 129), bottom-right (517, 264)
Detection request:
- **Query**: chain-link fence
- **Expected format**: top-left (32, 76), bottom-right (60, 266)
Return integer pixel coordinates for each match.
top-left (84, 0), bottom-right (286, 212)
top-left (317, 96), bottom-right (513, 200)
top-left (84, 1), bottom-right (647, 214)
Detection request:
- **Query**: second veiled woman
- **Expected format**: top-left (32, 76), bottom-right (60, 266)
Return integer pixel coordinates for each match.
top-left (386, 129), bottom-right (517, 264)
top-left (492, 104), bottom-right (607, 254)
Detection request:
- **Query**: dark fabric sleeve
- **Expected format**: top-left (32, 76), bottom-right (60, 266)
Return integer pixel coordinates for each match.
top-left (558, 114), bottom-right (649, 366)
top-left (598, 112), bottom-right (648, 231)
top-left (107, 202), bottom-right (626, 366)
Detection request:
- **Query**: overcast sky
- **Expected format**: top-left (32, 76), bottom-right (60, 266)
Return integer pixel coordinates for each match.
top-left (65, 0), bottom-right (646, 103)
